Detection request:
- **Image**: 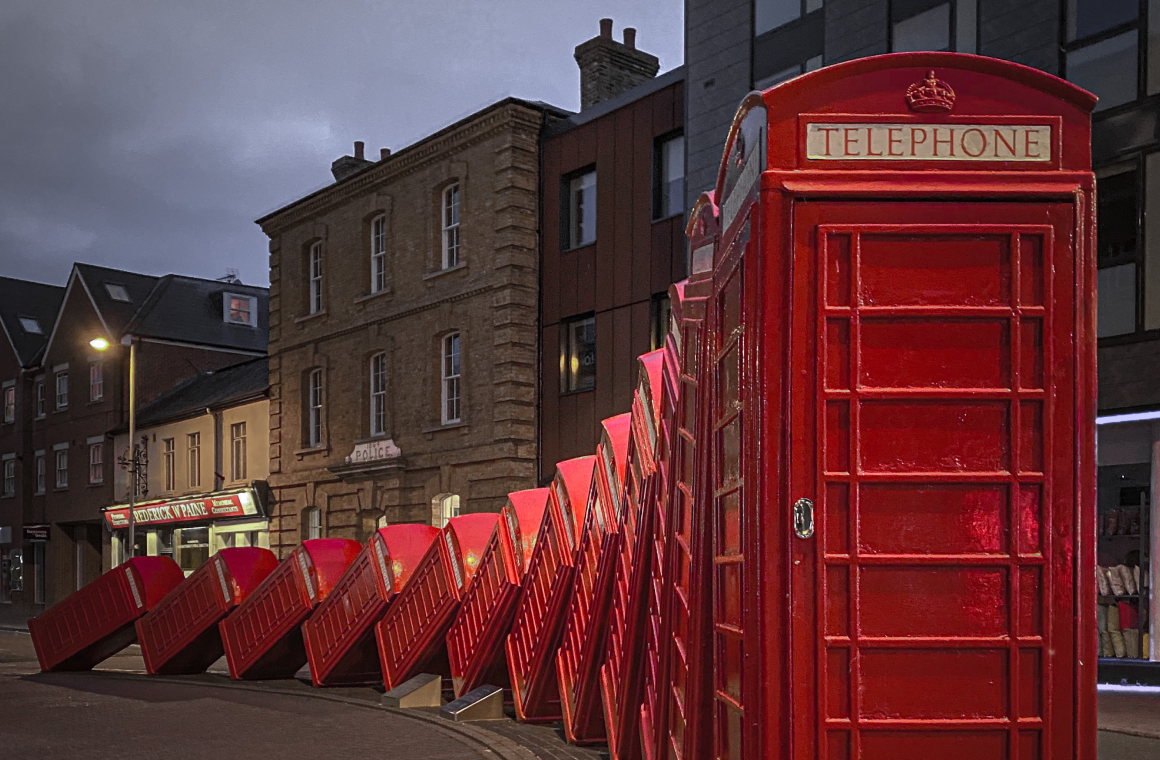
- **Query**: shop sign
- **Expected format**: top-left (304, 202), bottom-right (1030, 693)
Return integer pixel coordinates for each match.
top-left (23, 524), bottom-right (50, 542)
top-left (345, 439), bottom-right (402, 465)
top-left (103, 489), bottom-right (260, 530)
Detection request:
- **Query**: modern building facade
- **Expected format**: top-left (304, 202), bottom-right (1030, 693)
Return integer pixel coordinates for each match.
top-left (684, 0), bottom-right (1160, 675)
top-left (257, 98), bottom-right (567, 556)
top-left (540, 20), bottom-right (687, 481)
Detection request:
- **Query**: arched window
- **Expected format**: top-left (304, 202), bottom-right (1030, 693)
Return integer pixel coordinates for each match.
top-left (436, 494), bottom-right (460, 529)
top-left (442, 184), bottom-right (460, 269)
top-left (370, 352), bottom-right (387, 436)
top-left (376, 514), bottom-right (389, 529)
top-left (305, 507), bottom-right (322, 540)
top-left (370, 214), bottom-right (387, 293)
top-left (442, 332), bottom-right (461, 424)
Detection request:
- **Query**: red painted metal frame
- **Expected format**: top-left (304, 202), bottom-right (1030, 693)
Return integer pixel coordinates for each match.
top-left (374, 513), bottom-right (497, 690)
top-left (703, 52), bottom-right (1096, 760)
top-left (601, 350), bottom-right (667, 760)
top-left (302, 524), bottom-right (439, 687)
top-left (219, 538), bottom-right (361, 680)
top-left (30, 556), bottom-right (184, 672)
top-left (137, 547), bottom-right (278, 675)
top-left (505, 456), bottom-right (593, 723)
top-left (447, 488), bottom-right (550, 697)
top-left (556, 413), bottom-right (631, 745)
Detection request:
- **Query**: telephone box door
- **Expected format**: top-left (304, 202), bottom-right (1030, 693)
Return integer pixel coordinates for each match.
top-left (786, 200), bottom-right (1079, 760)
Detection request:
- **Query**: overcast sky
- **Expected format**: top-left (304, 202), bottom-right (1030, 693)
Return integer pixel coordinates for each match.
top-left (0, 1), bottom-right (683, 288)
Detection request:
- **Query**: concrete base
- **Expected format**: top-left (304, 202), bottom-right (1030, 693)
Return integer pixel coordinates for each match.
top-left (381, 673), bottom-right (443, 708)
top-left (439, 685), bottom-right (504, 722)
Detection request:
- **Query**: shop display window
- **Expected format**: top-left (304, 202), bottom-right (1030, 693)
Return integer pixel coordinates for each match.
top-left (175, 527), bottom-right (209, 574)
top-left (1097, 463), bottom-right (1152, 661)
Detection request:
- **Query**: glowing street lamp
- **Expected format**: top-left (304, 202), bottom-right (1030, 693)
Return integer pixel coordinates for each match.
top-left (91, 334), bottom-right (138, 559)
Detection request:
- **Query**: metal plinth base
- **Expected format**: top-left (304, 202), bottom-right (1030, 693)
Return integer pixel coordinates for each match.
top-left (439, 685), bottom-right (504, 722)
top-left (381, 673), bottom-right (443, 708)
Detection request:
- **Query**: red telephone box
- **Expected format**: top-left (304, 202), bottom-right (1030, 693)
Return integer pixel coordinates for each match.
top-left (601, 350), bottom-right (667, 760)
top-left (505, 455), bottom-right (593, 722)
top-left (302, 524), bottom-right (439, 687)
top-left (556, 413), bottom-right (631, 745)
top-left (704, 53), bottom-right (1096, 760)
top-left (446, 487), bottom-right (549, 698)
top-left (374, 512), bottom-right (497, 690)
top-left (219, 538), bottom-right (361, 680)
top-left (137, 547), bottom-right (278, 675)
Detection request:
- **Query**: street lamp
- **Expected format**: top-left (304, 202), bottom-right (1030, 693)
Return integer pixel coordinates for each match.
top-left (91, 334), bottom-right (137, 559)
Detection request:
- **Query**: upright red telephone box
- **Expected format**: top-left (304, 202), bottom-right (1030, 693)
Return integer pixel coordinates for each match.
top-left (705, 53), bottom-right (1096, 760)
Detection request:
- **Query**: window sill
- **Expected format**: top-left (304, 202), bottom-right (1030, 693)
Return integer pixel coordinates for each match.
top-left (34, 491), bottom-right (45, 497)
top-left (421, 421), bottom-right (468, 434)
top-left (88, 399), bottom-right (104, 405)
top-left (652, 212), bottom-right (683, 224)
top-left (559, 387), bottom-right (596, 397)
top-left (0, 494), bottom-right (13, 500)
top-left (54, 408), bottom-right (68, 414)
top-left (34, 415), bottom-right (45, 421)
top-left (354, 288), bottom-right (393, 305)
top-left (294, 310), bottom-right (328, 324)
top-left (52, 487), bottom-right (68, 492)
top-left (295, 445), bottom-right (330, 457)
top-left (423, 261), bottom-right (467, 280)
top-left (562, 241), bottom-right (595, 254)
top-left (87, 482), bottom-right (105, 488)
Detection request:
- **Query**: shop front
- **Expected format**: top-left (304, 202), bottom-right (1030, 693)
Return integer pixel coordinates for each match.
top-left (103, 485), bottom-right (270, 576)
top-left (1096, 411), bottom-right (1160, 683)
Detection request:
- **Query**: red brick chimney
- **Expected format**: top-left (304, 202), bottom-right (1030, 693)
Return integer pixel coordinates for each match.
top-left (574, 18), bottom-right (660, 110)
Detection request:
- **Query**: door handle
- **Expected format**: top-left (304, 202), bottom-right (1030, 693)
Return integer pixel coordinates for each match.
top-left (793, 498), bottom-right (815, 539)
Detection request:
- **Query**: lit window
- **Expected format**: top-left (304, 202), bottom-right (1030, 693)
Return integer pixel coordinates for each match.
top-left (89, 363), bottom-right (103, 402)
top-left (55, 373), bottom-right (68, 410)
top-left (35, 452), bottom-right (45, 494)
top-left (231, 422), bottom-right (247, 481)
top-left (54, 448), bottom-right (68, 489)
top-left (654, 135), bottom-right (684, 220)
top-left (1097, 166), bottom-right (1139, 338)
top-left (104, 283), bottom-right (131, 302)
top-left (307, 369), bottom-right (323, 447)
top-left (162, 438), bottom-right (175, 490)
top-left (309, 242), bottom-right (323, 314)
top-left (370, 353), bottom-right (387, 436)
top-left (18, 317), bottom-right (41, 334)
top-left (188, 432), bottom-right (201, 488)
top-left (371, 215), bottom-right (387, 293)
top-left (891, 3), bottom-right (951, 52)
top-left (89, 443), bottom-right (104, 485)
top-left (442, 333), bottom-right (461, 424)
top-left (561, 315), bottom-right (596, 393)
top-left (2, 386), bottom-right (13, 423)
top-left (225, 293), bottom-right (255, 325)
top-left (2, 457), bottom-right (14, 497)
top-left (442, 184), bottom-right (461, 269)
top-left (306, 507), bottom-right (322, 540)
top-left (35, 380), bottom-right (44, 418)
top-left (567, 170), bottom-right (596, 249)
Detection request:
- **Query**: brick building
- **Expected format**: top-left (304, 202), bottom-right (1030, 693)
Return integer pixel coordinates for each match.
top-left (540, 20), bottom-right (687, 480)
top-left (1, 263), bottom-right (267, 610)
top-left (257, 98), bottom-right (567, 554)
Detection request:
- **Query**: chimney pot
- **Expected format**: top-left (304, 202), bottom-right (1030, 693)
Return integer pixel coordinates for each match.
top-left (600, 18), bottom-right (612, 38)
top-left (354, 141), bottom-right (364, 160)
top-left (623, 28), bottom-right (636, 49)
top-left (380, 147), bottom-right (391, 160)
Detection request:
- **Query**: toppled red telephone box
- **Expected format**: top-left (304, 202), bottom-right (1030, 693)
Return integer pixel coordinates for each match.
top-left (446, 488), bottom-right (549, 698)
top-left (137, 547), bottom-right (279, 675)
top-left (219, 538), bottom-right (361, 680)
top-left (30, 556), bottom-right (185, 672)
top-left (302, 524), bottom-right (439, 687)
top-left (374, 513), bottom-right (498, 690)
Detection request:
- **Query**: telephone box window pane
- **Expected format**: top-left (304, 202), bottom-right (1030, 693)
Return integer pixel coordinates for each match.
top-left (1067, 31), bottom-right (1138, 112)
top-left (892, 3), bottom-right (951, 52)
top-left (1067, 0), bottom-right (1137, 41)
top-left (1098, 263), bottom-right (1137, 337)
top-left (562, 316), bottom-right (596, 393)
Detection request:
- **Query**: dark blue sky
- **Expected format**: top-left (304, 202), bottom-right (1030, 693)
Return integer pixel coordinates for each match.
top-left (0, 1), bottom-right (682, 288)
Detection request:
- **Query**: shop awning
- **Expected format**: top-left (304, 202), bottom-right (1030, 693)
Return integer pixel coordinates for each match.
top-left (102, 487), bottom-right (264, 530)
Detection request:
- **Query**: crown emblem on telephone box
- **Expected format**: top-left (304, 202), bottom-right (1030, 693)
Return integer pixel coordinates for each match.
top-left (905, 70), bottom-right (956, 113)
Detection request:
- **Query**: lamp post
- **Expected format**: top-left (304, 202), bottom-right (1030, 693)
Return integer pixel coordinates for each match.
top-left (90, 335), bottom-right (137, 559)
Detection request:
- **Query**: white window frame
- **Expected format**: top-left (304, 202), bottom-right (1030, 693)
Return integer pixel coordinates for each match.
top-left (224, 293), bottom-right (257, 326)
top-left (2, 455), bottom-right (14, 497)
top-left (306, 507), bottom-right (322, 540)
top-left (55, 372), bottom-right (68, 410)
top-left (188, 432), bottom-right (201, 489)
top-left (35, 379), bottom-right (45, 418)
top-left (2, 385), bottom-right (13, 424)
top-left (441, 333), bottom-right (461, 425)
top-left (230, 422), bottom-right (247, 481)
top-left (437, 494), bottom-right (460, 529)
top-left (162, 438), bottom-right (175, 490)
top-left (655, 134), bottom-right (685, 220)
top-left (307, 369), bottom-right (323, 447)
top-left (34, 450), bottom-right (45, 495)
top-left (568, 169), bottom-right (597, 249)
top-left (309, 242), bottom-right (323, 314)
top-left (54, 446), bottom-right (68, 489)
top-left (89, 363), bottom-right (103, 402)
top-left (442, 184), bottom-right (460, 269)
top-left (370, 353), bottom-right (387, 436)
top-left (89, 442), bottom-right (104, 485)
top-left (370, 215), bottom-right (387, 293)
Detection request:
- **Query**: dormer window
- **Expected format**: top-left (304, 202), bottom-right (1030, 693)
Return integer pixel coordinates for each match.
top-left (104, 283), bottom-right (131, 302)
top-left (224, 293), bottom-right (257, 326)
top-left (18, 317), bottom-right (41, 334)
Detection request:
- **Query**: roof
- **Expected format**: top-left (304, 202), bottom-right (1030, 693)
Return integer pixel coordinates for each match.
top-left (543, 65), bottom-right (686, 138)
top-left (0, 276), bottom-right (65, 368)
top-left (123, 275), bottom-right (268, 353)
top-left (121, 357), bottom-right (269, 430)
top-left (74, 263), bottom-right (161, 335)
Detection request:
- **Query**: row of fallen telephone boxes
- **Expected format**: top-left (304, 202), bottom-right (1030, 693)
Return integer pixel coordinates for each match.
top-left (29, 279), bottom-right (700, 760)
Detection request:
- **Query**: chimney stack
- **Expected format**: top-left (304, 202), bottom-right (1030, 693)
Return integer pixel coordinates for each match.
top-left (380, 147), bottom-right (391, 160)
top-left (331, 140), bottom-right (374, 182)
top-left (354, 141), bottom-right (365, 160)
top-left (574, 18), bottom-right (660, 110)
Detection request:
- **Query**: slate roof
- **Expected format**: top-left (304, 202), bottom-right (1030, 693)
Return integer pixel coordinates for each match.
top-left (0, 276), bottom-right (65, 367)
top-left (123, 275), bottom-right (268, 353)
top-left (126, 357), bottom-right (269, 429)
top-left (74, 263), bottom-right (161, 336)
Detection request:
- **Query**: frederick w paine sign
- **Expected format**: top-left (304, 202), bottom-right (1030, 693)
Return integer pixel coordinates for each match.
top-left (805, 122), bottom-right (1052, 162)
